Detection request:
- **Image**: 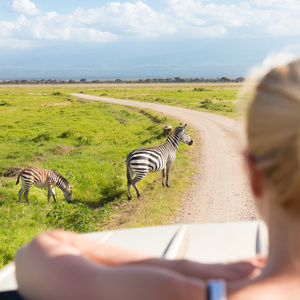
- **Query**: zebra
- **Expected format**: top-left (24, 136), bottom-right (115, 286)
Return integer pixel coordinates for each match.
top-left (16, 166), bottom-right (73, 204)
top-left (126, 124), bottom-right (193, 199)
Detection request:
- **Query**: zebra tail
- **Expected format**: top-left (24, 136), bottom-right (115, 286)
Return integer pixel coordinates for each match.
top-left (125, 149), bottom-right (135, 165)
top-left (16, 169), bottom-right (24, 185)
top-left (126, 164), bottom-right (132, 184)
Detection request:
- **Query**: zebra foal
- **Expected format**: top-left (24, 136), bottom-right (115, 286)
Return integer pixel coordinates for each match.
top-left (126, 124), bottom-right (193, 199)
top-left (16, 166), bottom-right (73, 204)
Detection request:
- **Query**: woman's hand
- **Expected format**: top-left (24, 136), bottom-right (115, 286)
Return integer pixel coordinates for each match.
top-left (207, 257), bottom-right (266, 281)
top-left (126, 256), bottom-right (266, 282)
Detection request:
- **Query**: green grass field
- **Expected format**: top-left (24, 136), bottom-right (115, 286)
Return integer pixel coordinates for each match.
top-left (0, 83), bottom-right (240, 268)
top-left (51, 82), bottom-right (240, 116)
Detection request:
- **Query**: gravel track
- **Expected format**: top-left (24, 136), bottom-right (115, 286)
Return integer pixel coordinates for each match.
top-left (71, 93), bottom-right (258, 223)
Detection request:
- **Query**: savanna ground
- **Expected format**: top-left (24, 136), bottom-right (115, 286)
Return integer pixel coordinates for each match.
top-left (0, 82), bottom-right (242, 268)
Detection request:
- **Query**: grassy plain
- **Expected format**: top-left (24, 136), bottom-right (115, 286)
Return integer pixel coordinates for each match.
top-left (0, 83), bottom-right (240, 268)
top-left (85, 82), bottom-right (240, 117)
top-left (4, 82), bottom-right (242, 116)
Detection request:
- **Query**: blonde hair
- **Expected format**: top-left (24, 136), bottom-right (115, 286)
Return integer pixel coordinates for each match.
top-left (246, 58), bottom-right (300, 213)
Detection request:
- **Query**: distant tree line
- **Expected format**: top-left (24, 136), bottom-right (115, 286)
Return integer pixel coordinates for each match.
top-left (0, 76), bottom-right (245, 85)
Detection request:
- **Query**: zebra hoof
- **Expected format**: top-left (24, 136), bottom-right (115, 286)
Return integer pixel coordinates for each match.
top-left (166, 184), bottom-right (170, 188)
top-left (127, 196), bottom-right (132, 200)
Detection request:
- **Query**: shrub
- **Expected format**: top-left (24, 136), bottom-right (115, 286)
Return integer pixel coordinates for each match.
top-left (46, 202), bottom-right (108, 233)
top-left (0, 100), bottom-right (11, 106)
top-left (31, 132), bottom-right (52, 142)
top-left (58, 130), bottom-right (75, 139)
top-left (193, 88), bottom-right (210, 92)
top-left (199, 99), bottom-right (234, 112)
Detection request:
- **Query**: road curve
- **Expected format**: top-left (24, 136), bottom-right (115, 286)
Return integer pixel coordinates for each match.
top-left (71, 93), bottom-right (258, 223)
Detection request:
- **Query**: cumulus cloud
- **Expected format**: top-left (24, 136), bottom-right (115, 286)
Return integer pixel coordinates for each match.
top-left (163, 0), bottom-right (246, 38)
top-left (164, 0), bottom-right (300, 37)
top-left (0, 21), bottom-right (17, 37)
top-left (73, 1), bottom-right (175, 37)
top-left (9, 0), bottom-right (40, 15)
top-left (28, 12), bottom-right (117, 42)
top-left (1, 9), bottom-right (117, 44)
top-left (1, 0), bottom-right (300, 48)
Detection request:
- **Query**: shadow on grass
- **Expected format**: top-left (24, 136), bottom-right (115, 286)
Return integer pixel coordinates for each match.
top-left (72, 189), bottom-right (126, 209)
top-left (0, 199), bottom-right (8, 207)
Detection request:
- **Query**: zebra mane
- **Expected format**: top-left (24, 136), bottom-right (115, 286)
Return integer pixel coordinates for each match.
top-left (52, 170), bottom-right (69, 185)
top-left (167, 126), bottom-right (181, 139)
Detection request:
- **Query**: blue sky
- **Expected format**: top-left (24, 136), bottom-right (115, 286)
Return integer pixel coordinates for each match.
top-left (1, 0), bottom-right (300, 80)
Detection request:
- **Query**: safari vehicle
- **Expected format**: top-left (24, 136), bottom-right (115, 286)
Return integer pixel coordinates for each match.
top-left (0, 221), bottom-right (268, 299)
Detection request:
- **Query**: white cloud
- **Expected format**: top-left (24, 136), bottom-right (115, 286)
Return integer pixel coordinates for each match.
top-left (164, 0), bottom-right (246, 36)
top-left (1, 0), bottom-right (300, 49)
top-left (73, 1), bottom-right (176, 37)
top-left (0, 21), bottom-right (17, 37)
top-left (1, 0), bottom-right (174, 47)
top-left (9, 0), bottom-right (40, 15)
top-left (240, 0), bottom-right (300, 36)
top-left (163, 0), bottom-right (300, 38)
top-left (0, 11), bottom-right (117, 44)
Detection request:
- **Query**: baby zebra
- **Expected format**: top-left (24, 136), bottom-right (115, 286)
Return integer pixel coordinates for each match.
top-left (126, 124), bottom-right (193, 199)
top-left (16, 166), bottom-right (73, 204)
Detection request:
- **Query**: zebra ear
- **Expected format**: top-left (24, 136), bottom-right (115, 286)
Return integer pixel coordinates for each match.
top-left (178, 123), bottom-right (187, 132)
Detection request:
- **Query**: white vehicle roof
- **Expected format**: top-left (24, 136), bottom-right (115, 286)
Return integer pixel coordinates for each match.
top-left (0, 221), bottom-right (268, 292)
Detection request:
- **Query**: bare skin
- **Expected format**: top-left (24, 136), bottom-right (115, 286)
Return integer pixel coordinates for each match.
top-left (226, 157), bottom-right (300, 299)
top-left (15, 230), bottom-right (264, 300)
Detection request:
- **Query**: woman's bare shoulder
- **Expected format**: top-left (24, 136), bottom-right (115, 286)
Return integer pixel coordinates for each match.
top-left (228, 276), bottom-right (300, 300)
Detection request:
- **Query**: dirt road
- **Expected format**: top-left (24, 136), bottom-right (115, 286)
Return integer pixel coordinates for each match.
top-left (71, 93), bottom-right (257, 223)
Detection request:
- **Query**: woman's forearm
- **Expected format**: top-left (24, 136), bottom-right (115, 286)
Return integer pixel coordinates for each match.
top-left (127, 257), bottom-right (261, 281)
top-left (15, 231), bottom-right (262, 286)
top-left (15, 230), bottom-right (264, 300)
top-left (37, 231), bottom-right (261, 280)
top-left (36, 230), bottom-right (152, 265)
top-left (15, 231), bottom-right (206, 300)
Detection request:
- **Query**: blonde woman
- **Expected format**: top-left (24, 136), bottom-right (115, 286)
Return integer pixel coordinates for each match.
top-left (15, 59), bottom-right (300, 300)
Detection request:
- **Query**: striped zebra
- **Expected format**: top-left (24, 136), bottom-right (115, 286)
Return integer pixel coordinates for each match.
top-left (126, 124), bottom-right (193, 199)
top-left (16, 166), bottom-right (73, 204)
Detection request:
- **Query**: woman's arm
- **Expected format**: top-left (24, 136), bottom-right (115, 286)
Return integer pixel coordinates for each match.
top-left (15, 231), bottom-right (205, 300)
top-left (134, 257), bottom-right (265, 281)
top-left (15, 230), bottom-right (264, 300)
top-left (45, 231), bottom-right (263, 280)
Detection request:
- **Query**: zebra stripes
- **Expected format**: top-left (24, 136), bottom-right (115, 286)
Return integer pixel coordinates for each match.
top-left (126, 124), bottom-right (193, 199)
top-left (16, 166), bottom-right (73, 204)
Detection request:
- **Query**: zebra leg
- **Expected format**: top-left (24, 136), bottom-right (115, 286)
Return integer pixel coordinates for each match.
top-left (24, 189), bottom-right (30, 204)
top-left (51, 187), bottom-right (56, 203)
top-left (47, 188), bottom-right (52, 204)
top-left (126, 165), bottom-right (134, 200)
top-left (166, 161), bottom-right (173, 188)
top-left (162, 168), bottom-right (166, 187)
top-left (18, 186), bottom-right (25, 203)
top-left (131, 172), bottom-right (147, 199)
top-left (132, 178), bottom-right (141, 199)
top-left (21, 178), bottom-right (32, 204)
